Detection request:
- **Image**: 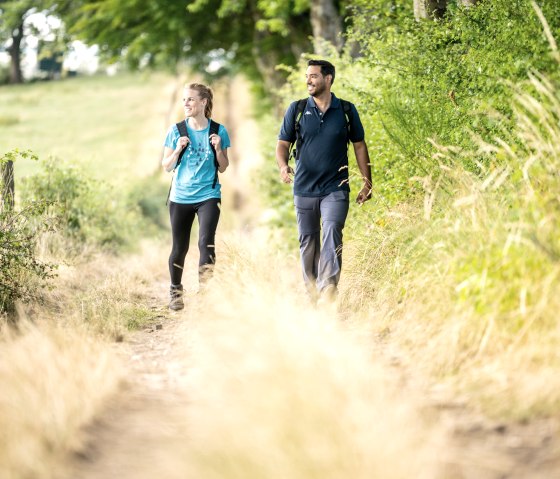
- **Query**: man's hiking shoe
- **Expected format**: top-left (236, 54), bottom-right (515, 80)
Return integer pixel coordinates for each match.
top-left (169, 285), bottom-right (184, 311)
top-left (304, 288), bottom-right (318, 307)
top-left (317, 284), bottom-right (338, 307)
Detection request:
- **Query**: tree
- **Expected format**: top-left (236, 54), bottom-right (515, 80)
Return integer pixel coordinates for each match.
top-left (51, 0), bottom-right (311, 91)
top-left (413, 0), bottom-right (447, 20)
top-left (0, 0), bottom-right (28, 83)
top-left (310, 0), bottom-right (344, 53)
top-left (53, 0), bottom-right (355, 91)
top-left (0, 0), bottom-right (58, 83)
top-left (413, 0), bottom-right (479, 21)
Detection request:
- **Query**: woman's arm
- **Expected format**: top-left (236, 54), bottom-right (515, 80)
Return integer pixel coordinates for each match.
top-left (210, 133), bottom-right (229, 172)
top-left (162, 137), bottom-right (189, 172)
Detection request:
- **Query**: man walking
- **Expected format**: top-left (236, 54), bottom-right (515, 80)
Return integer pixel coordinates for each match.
top-left (276, 59), bottom-right (372, 304)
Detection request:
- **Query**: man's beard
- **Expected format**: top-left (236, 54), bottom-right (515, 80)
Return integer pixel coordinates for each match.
top-left (310, 83), bottom-right (326, 97)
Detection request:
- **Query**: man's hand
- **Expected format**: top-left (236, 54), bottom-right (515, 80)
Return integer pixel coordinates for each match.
top-left (356, 185), bottom-right (372, 205)
top-left (280, 165), bottom-right (294, 184)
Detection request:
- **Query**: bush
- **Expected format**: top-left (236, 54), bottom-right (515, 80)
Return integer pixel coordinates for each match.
top-left (0, 203), bottom-right (57, 312)
top-left (20, 158), bottom-right (143, 252)
top-left (1, 151), bottom-right (55, 312)
top-left (126, 173), bottom-right (170, 233)
top-left (345, 0), bottom-right (560, 201)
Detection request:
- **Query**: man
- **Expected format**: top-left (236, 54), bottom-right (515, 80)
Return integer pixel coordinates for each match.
top-left (276, 59), bottom-right (372, 304)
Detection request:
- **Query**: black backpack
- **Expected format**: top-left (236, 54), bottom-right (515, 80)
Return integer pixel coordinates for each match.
top-left (290, 98), bottom-right (353, 161)
top-left (166, 119), bottom-right (221, 205)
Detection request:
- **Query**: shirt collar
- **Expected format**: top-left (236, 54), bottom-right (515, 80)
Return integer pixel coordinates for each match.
top-left (307, 93), bottom-right (340, 109)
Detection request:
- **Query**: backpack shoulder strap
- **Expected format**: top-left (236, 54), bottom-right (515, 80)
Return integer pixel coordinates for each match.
top-left (175, 121), bottom-right (189, 169)
top-left (176, 120), bottom-right (188, 138)
top-left (340, 99), bottom-right (352, 143)
top-left (291, 99), bottom-right (308, 160)
top-left (166, 121), bottom-right (190, 205)
top-left (209, 119), bottom-right (220, 136)
top-left (209, 120), bottom-right (221, 189)
top-left (295, 99), bottom-right (307, 122)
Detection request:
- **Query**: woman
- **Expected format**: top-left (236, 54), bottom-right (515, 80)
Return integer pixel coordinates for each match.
top-left (162, 83), bottom-right (230, 311)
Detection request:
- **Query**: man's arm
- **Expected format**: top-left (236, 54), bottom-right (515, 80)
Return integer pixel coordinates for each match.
top-left (352, 140), bottom-right (372, 204)
top-left (276, 140), bottom-right (294, 184)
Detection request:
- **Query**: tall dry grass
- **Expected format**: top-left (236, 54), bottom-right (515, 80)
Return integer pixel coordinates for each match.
top-left (177, 240), bottom-right (448, 479)
top-left (343, 70), bottom-right (560, 419)
top-left (0, 321), bottom-right (123, 479)
top-left (0, 239), bottom-right (167, 478)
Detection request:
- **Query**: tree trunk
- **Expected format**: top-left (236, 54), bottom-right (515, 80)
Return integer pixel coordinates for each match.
top-left (251, 28), bottom-right (286, 93)
top-left (1, 160), bottom-right (15, 212)
top-left (459, 0), bottom-right (477, 6)
top-left (310, 0), bottom-right (344, 54)
top-left (7, 21), bottom-right (25, 84)
top-left (414, 0), bottom-right (447, 20)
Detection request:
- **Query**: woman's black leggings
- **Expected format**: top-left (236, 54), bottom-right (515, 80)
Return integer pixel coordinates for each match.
top-left (168, 198), bottom-right (221, 286)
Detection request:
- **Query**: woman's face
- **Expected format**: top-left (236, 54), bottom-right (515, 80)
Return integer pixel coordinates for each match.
top-left (183, 89), bottom-right (206, 118)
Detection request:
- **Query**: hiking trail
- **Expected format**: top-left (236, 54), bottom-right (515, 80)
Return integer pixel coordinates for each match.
top-left (66, 76), bottom-right (560, 479)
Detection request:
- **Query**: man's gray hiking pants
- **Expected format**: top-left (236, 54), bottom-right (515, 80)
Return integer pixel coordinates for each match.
top-left (294, 190), bottom-right (349, 295)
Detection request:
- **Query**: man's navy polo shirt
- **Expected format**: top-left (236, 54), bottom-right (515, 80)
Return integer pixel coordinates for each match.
top-left (278, 93), bottom-right (365, 197)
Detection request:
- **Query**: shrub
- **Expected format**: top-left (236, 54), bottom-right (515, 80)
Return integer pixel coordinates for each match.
top-left (0, 203), bottom-right (57, 312)
top-left (126, 173), bottom-right (170, 233)
top-left (0, 151), bottom-right (55, 312)
top-left (345, 0), bottom-right (560, 200)
top-left (20, 158), bottom-right (142, 252)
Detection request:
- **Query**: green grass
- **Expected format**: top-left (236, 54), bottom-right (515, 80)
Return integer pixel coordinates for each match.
top-left (0, 72), bottom-right (179, 183)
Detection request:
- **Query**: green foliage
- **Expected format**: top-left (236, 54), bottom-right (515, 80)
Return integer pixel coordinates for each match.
top-left (53, 0), bottom-right (311, 89)
top-left (126, 174), bottom-right (170, 233)
top-left (344, 0), bottom-right (560, 202)
top-left (0, 149), bottom-right (38, 164)
top-left (0, 64), bottom-right (10, 86)
top-left (20, 158), bottom-right (142, 251)
top-left (344, 70), bottom-right (560, 412)
top-left (0, 150), bottom-right (55, 312)
top-left (0, 202), bottom-right (57, 312)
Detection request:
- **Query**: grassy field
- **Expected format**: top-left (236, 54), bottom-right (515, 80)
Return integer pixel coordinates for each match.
top-left (0, 72), bottom-right (179, 182)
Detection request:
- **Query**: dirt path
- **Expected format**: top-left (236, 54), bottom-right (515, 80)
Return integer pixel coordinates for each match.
top-left (68, 312), bottom-right (191, 479)
top-left (68, 283), bottom-right (560, 479)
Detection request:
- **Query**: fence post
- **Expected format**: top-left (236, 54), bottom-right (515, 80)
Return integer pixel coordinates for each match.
top-left (1, 160), bottom-right (15, 211)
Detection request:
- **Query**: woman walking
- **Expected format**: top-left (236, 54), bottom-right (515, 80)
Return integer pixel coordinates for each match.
top-left (162, 83), bottom-right (230, 311)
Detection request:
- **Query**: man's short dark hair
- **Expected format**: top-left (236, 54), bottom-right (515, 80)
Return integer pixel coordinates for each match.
top-left (307, 59), bottom-right (335, 84)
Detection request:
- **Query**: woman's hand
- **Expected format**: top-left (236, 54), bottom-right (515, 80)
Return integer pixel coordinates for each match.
top-left (209, 133), bottom-right (222, 151)
top-left (175, 136), bottom-right (189, 153)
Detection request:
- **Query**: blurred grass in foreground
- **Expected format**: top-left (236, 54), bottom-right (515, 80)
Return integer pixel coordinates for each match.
top-left (182, 241), bottom-right (447, 479)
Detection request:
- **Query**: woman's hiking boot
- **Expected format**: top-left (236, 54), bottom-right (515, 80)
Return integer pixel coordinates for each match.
top-left (169, 284), bottom-right (184, 311)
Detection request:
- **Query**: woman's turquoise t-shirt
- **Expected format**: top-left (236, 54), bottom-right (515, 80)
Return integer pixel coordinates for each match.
top-left (164, 119), bottom-right (231, 204)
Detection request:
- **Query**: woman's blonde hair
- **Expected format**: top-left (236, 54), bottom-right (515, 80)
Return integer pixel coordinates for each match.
top-left (186, 83), bottom-right (213, 118)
